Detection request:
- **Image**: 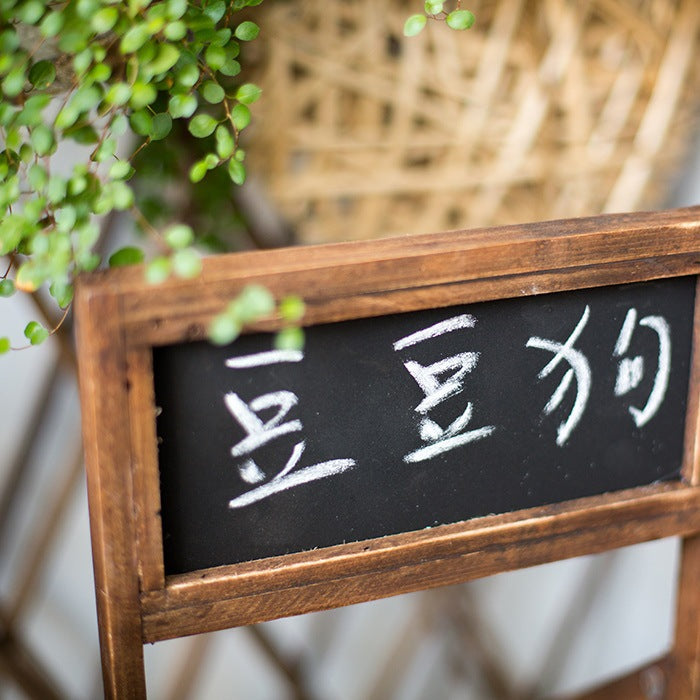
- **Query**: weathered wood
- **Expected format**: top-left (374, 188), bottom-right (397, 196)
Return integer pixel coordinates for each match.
top-left (682, 277), bottom-right (700, 485)
top-left (74, 286), bottom-right (146, 699)
top-left (127, 348), bottom-right (165, 592)
top-left (140, 484), bottom-right (700, 642)
top-left (73, 207), bottom-right (700, 348)
top-left (666, 533), bottom-right (700, 697)
top-left (74, 207), bottom-right (700, 698)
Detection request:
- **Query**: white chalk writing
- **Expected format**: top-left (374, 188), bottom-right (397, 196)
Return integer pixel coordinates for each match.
top-left (225, 350), bottom-right (355, 508)
top-left (394, 314), bottom-right (496, 463)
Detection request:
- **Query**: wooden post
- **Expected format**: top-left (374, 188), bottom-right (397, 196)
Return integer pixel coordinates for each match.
top-left (74, 288), bottom-right (146, 698)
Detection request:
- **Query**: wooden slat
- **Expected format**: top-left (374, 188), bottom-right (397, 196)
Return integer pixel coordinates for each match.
top-left (127, 348), bottom-right (165, 592)
top-left (682, 277), bottom-right (700, 485)
top-left (666, 534), bottom-right (700, 697)
top-left (74, 284), bottom-right (146, 698)
top-left (72, 207), bottom-right (700, 348)
top-left (140, 484), bottom-right (700, 642)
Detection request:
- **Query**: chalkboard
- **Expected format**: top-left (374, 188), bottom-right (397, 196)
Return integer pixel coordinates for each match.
top-left (154, 276), bottom-right (696, 574)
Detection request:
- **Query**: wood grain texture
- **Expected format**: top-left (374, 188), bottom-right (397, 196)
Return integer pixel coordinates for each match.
top-left (139, 484), bottom-right (700, 642)
top-left (74, 207), bottom-right (700, 697)
top-left (127, 348), bottom-right (165, 592)
top-left (682, 277), bottom-right (700, 485)
top-left (74, 286), bottom-right (146, 698)
top-left (666, 533), bottom-right (700, 697)
top-left (74, 207), bottom-right (700, 348)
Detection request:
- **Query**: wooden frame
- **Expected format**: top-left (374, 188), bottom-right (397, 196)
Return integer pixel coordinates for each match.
top-left (75, 207), bottom-right (700, 698)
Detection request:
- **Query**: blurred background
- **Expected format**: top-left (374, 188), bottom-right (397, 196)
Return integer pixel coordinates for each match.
top-left (1, 0), bottom-right (699, 697)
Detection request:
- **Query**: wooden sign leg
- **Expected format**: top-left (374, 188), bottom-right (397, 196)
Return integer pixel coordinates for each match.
top-left (570, 534), bottom-right (700, 700)
top-left (665, 533), bottom-right (700, 697)
top-left (75, 288), bottom-right (147, 698)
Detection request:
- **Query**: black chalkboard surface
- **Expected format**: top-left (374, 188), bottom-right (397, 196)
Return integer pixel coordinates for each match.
top-left (154, 276), bottom-right (696, 575)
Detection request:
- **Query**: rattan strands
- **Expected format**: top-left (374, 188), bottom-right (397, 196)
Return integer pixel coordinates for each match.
top-left (246, 0), bottom-right (700, 243)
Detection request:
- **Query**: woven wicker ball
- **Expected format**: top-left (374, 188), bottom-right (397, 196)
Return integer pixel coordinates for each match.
top-left (246, 0), bottom-right (700, 243)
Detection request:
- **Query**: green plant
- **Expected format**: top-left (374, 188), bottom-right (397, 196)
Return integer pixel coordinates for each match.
top-left (404, 1), bottom-right (475, 36)
top-left (0, 1), bottom-right (473, 352)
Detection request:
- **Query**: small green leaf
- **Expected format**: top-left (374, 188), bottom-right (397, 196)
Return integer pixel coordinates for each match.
top-left (204, 44), bottom-right (226, 70)
top-left (201, 81), bottom-right (225, 104)
top-left (15, 262), bottom-right (47, 292)
top-left (2, 68), bottom-right (26, 98)
top-left (30, 125), bottom-right (56, 157)
top-left (129, 82), bottom-right (157, 110)
top-left (148, 43), bottom-right (180, 75)
top-left (105, 82), bottom-right (132, 106)
top-left (54, 207), bottom-right (77, 233)
top-left (70, 85), bottom-right (102, 113)
top-left (111, 113), bottom-right (129, 136)
top-left (227, 158), bottom-right (246, 185)
top-left (91, 137), bottom-right (116, 163)
top-left (49, 281), bottom-right (74, 308)
top-left (129, 109), bottom-right (153, 136)
top-left (172, 247), bottom-right (202, 279)
top-left (235, 83), bottom-right (262, 105)
top-left (234, 284), bottom-right (275, 321)
top-left (110, 181), bottom-right (134, 210)
top-left (0, 279), bottom-right (15, 297)
top-left (176, 63), bottom-right (199, 87)
top-left (189, 159), bottom-right (208, 183)
top-left (0, 214), bottom-right (25, 255)
top-left (17, 1), bottom-right (44, 25)
top-left (169, 93), bottom-right (198, 118)
top-left (424, 0), bottom-right (444, 14)
top-left (164, 224), bottom-right (194, 250)
top-left (167, 0), bottom-right (187, 20)
top-left (188, 113), bottom-right (218, 138)
top-left (40, 11), bottom-right (65, 37)
top-left (203, 0), bottom-right (226, 23)
top-left (46, 176), bottom-right (67, 204)
top-left (145, 256), bottom-right (171, 284)
top-left (215, 125), bottom-right (235, 159)
top-left (209, 313), bottom-right (241, 346)
top-left (76, 0), bottom-right (100, 19)
top-left (73, 48), bottom-right (94, 77)
top-left (231, 103), bottom-right (251, 131)
top-left (28, 163), bottom-right (48, 190)
top-left (219, 58), bottom-right (241, 77)
top-left (109, 160), bottom-right (134, 180)
top-left (150, 112), bottom-right (172, 140)
top-left (0, 336), bottom-right (10, 354)
top-left (24, 321), bottom-right (49, 346)
top-left (55, 105), bottom-right (79, 130)
top-left (65, 124), bottom-right (100, 145)
top-left (120, 24), bottom-right (150, 53)
top-left (69, 172), bottom-right (88, 196)
top-left (235, 21), bottom-right (259, 41)
top-left (403, 14), bottom-right (427, 36)
top-left (164, 21), bottom-right (187, 40)
top-left (91, 6), bottom-right (119, 33)
top-left (446, 9), bottom-right (475, 30)
top-left (109, 246), bottom-right (144, 268)
top-left (275, 326), bottom-right (305, 351)
top-left (279, 295), bottom-right (306, 323)
top-left (28, 61), bottom-right (56, 89)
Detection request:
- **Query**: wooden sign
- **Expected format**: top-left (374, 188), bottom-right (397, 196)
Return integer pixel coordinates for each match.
top-left (155, 276), bottom-right (695, 574)
top-left (75, 207), bottom-right (700, 698)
